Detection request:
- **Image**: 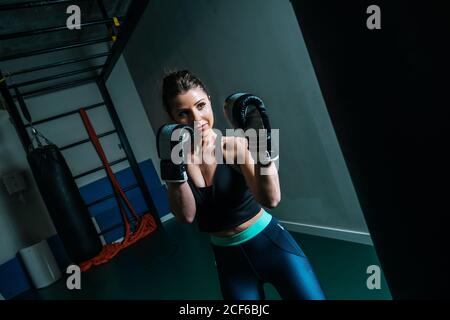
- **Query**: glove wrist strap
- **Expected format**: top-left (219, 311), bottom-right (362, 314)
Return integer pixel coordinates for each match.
top-left (161, 160), bottom-right (188, 183)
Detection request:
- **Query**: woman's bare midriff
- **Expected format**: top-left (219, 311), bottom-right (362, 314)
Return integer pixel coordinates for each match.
top-left (210, 208), bottom-right (264, 237)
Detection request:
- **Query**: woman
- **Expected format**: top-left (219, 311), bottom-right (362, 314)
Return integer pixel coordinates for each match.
top-left (157, 70), bottom-right (325, 300)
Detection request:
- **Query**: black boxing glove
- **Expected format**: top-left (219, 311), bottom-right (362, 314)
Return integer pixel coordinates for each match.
top-left (156, 123), bottom-right (193, 182)
top-left (223, 93), bottom-right (278, 166)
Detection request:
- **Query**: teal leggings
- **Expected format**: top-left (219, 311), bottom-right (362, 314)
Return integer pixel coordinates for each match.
top-left (211, 214), bottom-right (325, 300)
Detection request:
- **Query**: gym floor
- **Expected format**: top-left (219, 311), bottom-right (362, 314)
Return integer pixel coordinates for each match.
top-left (15, 218), bottom-right (392, 300)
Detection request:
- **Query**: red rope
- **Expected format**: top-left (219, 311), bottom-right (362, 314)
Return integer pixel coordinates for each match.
top-left (78, 108), bottom-right (157, 271)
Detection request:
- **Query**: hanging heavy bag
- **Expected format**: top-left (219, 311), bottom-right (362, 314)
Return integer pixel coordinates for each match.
top-left (27, 141), bottom-right (102, 264)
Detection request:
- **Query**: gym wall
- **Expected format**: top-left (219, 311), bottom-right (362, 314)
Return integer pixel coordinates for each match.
top-left (0, 44), bottom-right (160, 265)
top-left (123, 0), bottom-right (371, 243)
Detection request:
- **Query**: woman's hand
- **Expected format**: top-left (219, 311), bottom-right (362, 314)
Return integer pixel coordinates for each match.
top-left (222, 136), bottom-right (253, 165)
top-left (189, 128), bottom-right (219, 165)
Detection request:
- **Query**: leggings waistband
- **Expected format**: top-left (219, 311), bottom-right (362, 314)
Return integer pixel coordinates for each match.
top-left (210, 210), bottom-right (272, 247)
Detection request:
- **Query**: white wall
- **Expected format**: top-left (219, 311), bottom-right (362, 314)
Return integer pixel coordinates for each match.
top-left (123, 0), bottom-right (370, 241)
top-left (0, 110), bottom-right (55, 265)
top-left (0, 43), bottom-right (157, 264)
top-left (104, 53), bottom-right (160, 175)
top-left (1, 49), bottom-right (87, 265)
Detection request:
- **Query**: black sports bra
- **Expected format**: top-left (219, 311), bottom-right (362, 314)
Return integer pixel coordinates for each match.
top-left (187, 163), bottom-right (262, 233)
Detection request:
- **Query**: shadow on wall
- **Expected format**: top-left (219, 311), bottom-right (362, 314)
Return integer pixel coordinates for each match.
top-left (0, 112), bottom-right (56, 264)
top-left (0, 169), bottom-right (56, 254)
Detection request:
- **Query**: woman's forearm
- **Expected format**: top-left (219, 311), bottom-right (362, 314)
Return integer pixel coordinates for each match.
top-left (254, 162), bottom-right (281, 208)
top-left (240, 158), bottom-right (281, 209)
top-left (167, 182), bottom-right (196, 223)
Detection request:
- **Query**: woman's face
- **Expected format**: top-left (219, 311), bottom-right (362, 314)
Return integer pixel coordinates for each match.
top-left (169, 87), bottom-right (214, 134)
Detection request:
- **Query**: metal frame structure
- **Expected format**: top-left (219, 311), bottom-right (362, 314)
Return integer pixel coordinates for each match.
top-left (0, 0), bottom-right (163, 235)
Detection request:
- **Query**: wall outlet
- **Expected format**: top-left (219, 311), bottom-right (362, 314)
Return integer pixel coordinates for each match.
top-left (1, 171), bottom-right (26, 195)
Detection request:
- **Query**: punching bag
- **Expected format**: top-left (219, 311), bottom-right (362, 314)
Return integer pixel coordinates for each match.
top-left (28, 144), bottom-right (102, 264)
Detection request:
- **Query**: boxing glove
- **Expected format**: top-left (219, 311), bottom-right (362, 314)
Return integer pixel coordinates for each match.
top-left (223, 93), bottom-right (278, 166)
top-left (156, 123), bottom-right (194, 182)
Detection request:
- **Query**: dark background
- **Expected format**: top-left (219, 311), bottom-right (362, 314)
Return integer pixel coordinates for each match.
top-left (290, 0), bottom-right (449, 299)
